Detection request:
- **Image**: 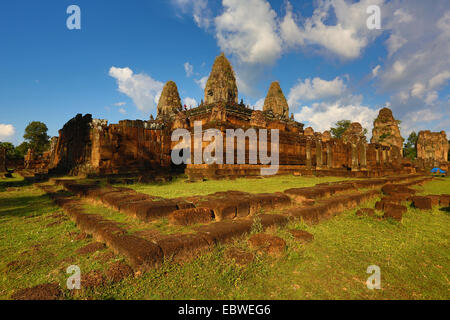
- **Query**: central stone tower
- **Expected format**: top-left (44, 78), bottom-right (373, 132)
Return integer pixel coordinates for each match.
top-left (204, 53), bottom-right (239, 105)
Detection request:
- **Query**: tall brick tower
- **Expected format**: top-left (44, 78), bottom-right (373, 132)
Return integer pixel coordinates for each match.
top-left (204, 53), bottom-right (239, 105)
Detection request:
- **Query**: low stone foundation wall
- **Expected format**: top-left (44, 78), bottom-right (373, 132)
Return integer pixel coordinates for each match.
top-left (185, 164), bottom-right (415, 181)
top-left (35, 174), bottom-right (432, 271)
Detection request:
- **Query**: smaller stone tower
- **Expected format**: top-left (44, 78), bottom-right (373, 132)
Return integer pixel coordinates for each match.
top-left (263, 81), bottom-right (289, 119)
top-left (371, 107), bottom-right (404, 155)
top-left (157, 81), bottom-right (182, 118)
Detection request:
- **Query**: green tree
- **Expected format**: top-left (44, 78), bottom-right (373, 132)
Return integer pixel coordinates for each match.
top-left (330, 120), bottom-right (368, 138)
top-left (15, 142), bottom-right (30, 158)
top-left (330, 120), bottom-right (352, 138)
top-left (23, 121), bottom-right (50, 154)
top-left (403, 131), bottom-right (418, 160)
top-left (0, 142), bottom-right (15, 158)
top-left (0, 141), bottom-right (30, 159)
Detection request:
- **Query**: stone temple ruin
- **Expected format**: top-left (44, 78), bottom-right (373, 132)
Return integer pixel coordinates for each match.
top-left (6, 54), bottom-right (450, 283)
top-left (21, 53), bottom-right (448, 179)
top-left (371, 107), bottom-right (404, 155)
top-left (417, 131), bottom-right (449, 170)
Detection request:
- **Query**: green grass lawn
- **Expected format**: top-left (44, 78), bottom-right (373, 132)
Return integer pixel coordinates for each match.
top-left (415, 178), bottom-right (450, 195)
top-left (0, 176), bottom-right (449, 300)
top-left (0, 186), bottom-right (125, 299)
top-left (91, 193), bottom-right (449, 300)
top-left (117, 175), bottom-right (353, 198)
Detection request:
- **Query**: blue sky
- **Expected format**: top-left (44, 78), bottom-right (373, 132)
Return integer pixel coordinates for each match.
top-left (0, 0), bottom-right (449, 145)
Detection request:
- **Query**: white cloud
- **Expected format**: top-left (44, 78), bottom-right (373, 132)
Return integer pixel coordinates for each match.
top-left (379, 2), bottom-right (450, 113)
top-left (372, 65), bottom-right (381, 78)
top-left (391, 60), bottom-right (406, 78)
top-left (287, 74), bottom-right (379, 135)
top-left (396, 80), bottom-right (441, 107)
top-left (0, 124), bottom-right (15, 141)
top-left (428, 71), bottom-right (450, 90)
top-left (195, 76), bottom-right (208, 90)
top-left (411, 82), bottom-right (426, 99)
top-left (294, 102), bottom-right (379, 134)
top-left (175, 0), bottom-right (383, 62)
top-left (400, 107), bottom-right (448, 137)
top-left (424, 91), bottom-right (438, 105)
top-left (281, 0), bottom-right (384, 59)
top-left (184, 62), bottom-right (194, 77)
top-left (393, 9), bottom-right (413, 24)
top-left (114, 102), bottom-right (126, 107)
top-left (109, 66), bottom-right (164, 114)
top-left (386, 34), bottom-right (407, 57)
top-left (118, 108), bottom-right (127, 115)
top-left (215, 0), bottom-right (282, 65)
top-left (172, 0), bottom-right (211, 28)
top-left (288, 77), bottom-right (348, 108)
top-left (279, 2), bottom-right (304, 48)
top-left (396, 91), bottom-right (409, 103)
top-left (183, 97), bottom-right (198, 108)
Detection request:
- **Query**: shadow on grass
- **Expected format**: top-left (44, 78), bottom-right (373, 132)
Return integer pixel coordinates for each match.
top-left (0, 179), bottom-right (34, 190)
top-left (113, 174), bottom-right (187, 187)
top-left (439, 206), bottom-right (450, 213)
top-left (0, 194), bottom-right (57, 218)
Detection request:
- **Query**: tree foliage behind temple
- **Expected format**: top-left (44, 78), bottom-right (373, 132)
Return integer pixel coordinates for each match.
top-left (23, 121), bottom-right (50, 155)
top-left (403, 131), bottom-right (418, 160)
top-left (331, 120), bottom-right (368, 139)
top-left (0, 142), bottom-right (29, 159)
